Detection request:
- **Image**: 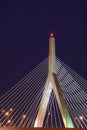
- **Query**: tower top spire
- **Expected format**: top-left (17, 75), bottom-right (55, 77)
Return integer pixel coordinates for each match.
top-left (49, 33), bottom-right (56, 74)
top-left (34, 34), bottom-right (74, 128)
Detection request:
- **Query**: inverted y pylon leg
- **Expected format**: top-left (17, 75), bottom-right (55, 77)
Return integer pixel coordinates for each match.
top-left (34, 33), bottom-right (74, 128)
top-left (34, 78), bottom-right (53, 127)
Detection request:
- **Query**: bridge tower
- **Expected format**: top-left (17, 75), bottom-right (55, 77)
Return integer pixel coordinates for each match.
top-left (34, 33), bottom-right (74, 128)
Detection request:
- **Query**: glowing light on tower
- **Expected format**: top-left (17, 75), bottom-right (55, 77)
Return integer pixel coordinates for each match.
top-left (50, 33), bottom-right (54, 38)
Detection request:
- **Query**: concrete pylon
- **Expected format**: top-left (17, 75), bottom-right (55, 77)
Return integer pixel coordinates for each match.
top-left (34, 33), bottom-right (74, 128)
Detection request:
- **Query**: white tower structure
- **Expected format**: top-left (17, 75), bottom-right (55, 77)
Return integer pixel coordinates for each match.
top-left (34, 33), bottom-right (74, 128)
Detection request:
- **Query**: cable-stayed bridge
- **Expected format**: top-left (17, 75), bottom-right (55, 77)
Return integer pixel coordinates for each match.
top-left (0, 34), bottom-right (87, 128)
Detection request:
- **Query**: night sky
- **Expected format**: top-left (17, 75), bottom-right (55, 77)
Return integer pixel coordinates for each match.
top-left (0, 1), bottom-right (87, 96)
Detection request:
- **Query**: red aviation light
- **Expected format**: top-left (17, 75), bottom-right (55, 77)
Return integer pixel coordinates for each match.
top-left (50, 33), bottom-right (54, 38)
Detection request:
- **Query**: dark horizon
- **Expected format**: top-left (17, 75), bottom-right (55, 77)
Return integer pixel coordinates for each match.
top-left (0, 1), bottom-right (87, 96)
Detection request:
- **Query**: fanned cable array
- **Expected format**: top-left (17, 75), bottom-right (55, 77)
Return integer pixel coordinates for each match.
top-left (0, 57), bottom-right (87, 128)
top-left (0, 58), bottom-right (48, 127)
top-left (56, 57), bottom-right (87, 128)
